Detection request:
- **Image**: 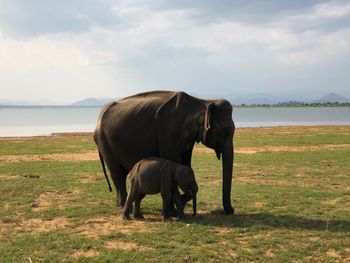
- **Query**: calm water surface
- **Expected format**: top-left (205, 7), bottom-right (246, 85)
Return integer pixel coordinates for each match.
top-left (0, 106), bottom-right (349, 137)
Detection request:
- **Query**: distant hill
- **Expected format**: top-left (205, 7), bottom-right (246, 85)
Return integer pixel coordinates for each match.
top-left (230, 93), bottom-right (282, 105)
top-left (313, 93), bottom-right (350, 103)
top-left (232, 92), bottom-right (350, 105)
top-left (2, 92), bottom-right (350, 107)
top-left (71, 98), bottom-right (113, 107)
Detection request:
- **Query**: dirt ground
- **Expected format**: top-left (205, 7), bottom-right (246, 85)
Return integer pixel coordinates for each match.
top-left (1, 143), bottom-right (349, 163)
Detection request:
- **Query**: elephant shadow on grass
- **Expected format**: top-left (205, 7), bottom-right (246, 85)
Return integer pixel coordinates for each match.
top-left (183, 211), bottom-right (350, 233)
top-left (130, 208), bottom-right (349, 233)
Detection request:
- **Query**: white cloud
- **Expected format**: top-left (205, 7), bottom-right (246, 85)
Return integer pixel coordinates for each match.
top-left (278, 28), bottom-right (350, 65)
top-left (0, 30), bottom-right (91, 73)
top-left (288, 1), bottom-right (350, 21)
top-left (0, 30), bottom-right (119, 103)
top-left (1, 0), bottom-right (350, 102)
top-left (105, 3), bottom-right (350, 67)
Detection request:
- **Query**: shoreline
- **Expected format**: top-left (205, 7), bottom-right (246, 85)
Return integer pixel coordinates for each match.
top-left (1, 124), bottom-right (349, 139)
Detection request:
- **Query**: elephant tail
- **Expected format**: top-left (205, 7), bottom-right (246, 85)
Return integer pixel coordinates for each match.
top-left (98, 150), bottom-right (113, 192)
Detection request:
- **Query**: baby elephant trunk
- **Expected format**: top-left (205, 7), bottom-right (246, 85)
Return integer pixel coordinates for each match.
top-left (192, 194), bottom-right (197, 216)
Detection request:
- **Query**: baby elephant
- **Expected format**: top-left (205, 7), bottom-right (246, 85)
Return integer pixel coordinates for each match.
top-left (123, 157), bottom-right (198, 220)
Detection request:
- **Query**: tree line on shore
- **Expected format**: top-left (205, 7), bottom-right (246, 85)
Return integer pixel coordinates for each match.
top-left (234, 101), bottom-right (350, 107)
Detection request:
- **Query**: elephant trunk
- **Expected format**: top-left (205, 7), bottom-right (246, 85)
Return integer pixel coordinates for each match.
top-left (222, 137), bottom-right (234, 214)
top-left (192, 194), bottom-right (197, 216)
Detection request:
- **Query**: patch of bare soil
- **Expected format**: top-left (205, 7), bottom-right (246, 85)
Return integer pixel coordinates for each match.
top-left (0, 174), bottom-right (20, 180)
top-left (225, 250), bottom-right (238, 258)
top-left (236, 144), bottom-right (350, 154)
top-left (309, 236), bottom-right (320, 241)
top-left (0, 151), bottom-right (98, 163)
top-left (193, 144), bottom-right (350, 155)
top-left (237, 231), bottom-right (276, 241)
top-left (207, 179), bottom-right (221, 185)
top-left (1, 142), bottom-right (349, 163)
top-left (237, 173), bottom-right (350, 191)
top-left (321, 197), bottom-right (343, 206)
top-left (71, 249), bottom-right (100, 258)
top-left (104, 240), bottom-right (151, 251)
top-left (214, 227), bottom-right (232, 235)
top-left (236, 177), bottom-right (290, 187)
top-left (22, 217), bottom-right (69, 232)
top-left (265, 249), bottom-right (275, 258)
top-left (32, 189), bottom-right (85, 211)
top-left (236, 126), bottom-right (350, 135)
top-left (326, 249), bottom-right (341, 258)
top-left (252, 201), bottom-right (265, 209)
top-left (79, 173), bottom-right (103, 183)
top-left (75, 216), bottom-right (154, 238)
top-left (1, 217), bottom-right (69, 237)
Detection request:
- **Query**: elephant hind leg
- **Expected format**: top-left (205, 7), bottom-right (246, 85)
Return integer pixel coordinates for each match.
top-left (133, 194), bottom-right (145, 219)
top-left (103, 155), bottom-right (128, 206)
top-left (123, 183), bottom-right (138, 220)
top-left (98, 138), bottom-right (128, 207)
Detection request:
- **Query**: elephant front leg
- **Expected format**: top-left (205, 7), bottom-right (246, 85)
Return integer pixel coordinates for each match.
top-left (161, 192), bottom-right (172, 220)
top-left (168, 201), bottom-right (178, 218)
top-left (173, 186), bottom-right (184, 219)
top-left (180, 192), bottom-right (192, 205)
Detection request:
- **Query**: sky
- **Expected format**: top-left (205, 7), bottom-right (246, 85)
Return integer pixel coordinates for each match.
top-left (0, 0), bottom-right (350, 104)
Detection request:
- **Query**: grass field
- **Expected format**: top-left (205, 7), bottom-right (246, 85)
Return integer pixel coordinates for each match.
top-left (1, 126), bottom-right (349, 262)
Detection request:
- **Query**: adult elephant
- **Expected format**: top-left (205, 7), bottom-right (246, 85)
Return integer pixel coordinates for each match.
top-left (94, 91), bottom-right (235, 214)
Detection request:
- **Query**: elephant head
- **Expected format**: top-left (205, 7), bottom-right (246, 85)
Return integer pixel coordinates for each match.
top-left (175, 166), bottom-right (198, 216)
top-left (201, 99), bottom-right (235, 214)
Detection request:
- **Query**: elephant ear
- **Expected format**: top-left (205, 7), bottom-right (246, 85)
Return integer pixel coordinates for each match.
top-left (203, 102), bottom-right (214, 143)
top-left (156, 92), bottom-right (189, 163)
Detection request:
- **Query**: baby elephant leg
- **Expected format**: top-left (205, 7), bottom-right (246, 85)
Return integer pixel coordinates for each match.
top-left (123, 183), bottom-right (138, 220)
top-left (161, 192), bottom-right (171, 220)
top-left (173, 186), bottom-right (185, 219)
top-left (133, 194), bottom-right (145, 219)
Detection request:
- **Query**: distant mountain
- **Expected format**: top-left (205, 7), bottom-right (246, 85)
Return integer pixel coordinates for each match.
top-left (313, 93), bottom-right (350, 103)
top-left (232, 97), bottom-right (275, 105)
top-left (71, 98), bottom-right (113, 107)
top-left (231, 92), bottom-right (350, 105)
top-left (2, 92), bottom-right (350, 107)
top-left (230, 93), bottom-right (285, 105)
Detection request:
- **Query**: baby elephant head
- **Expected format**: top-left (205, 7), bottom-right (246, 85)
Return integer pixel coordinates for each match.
top-left (175, 166), bottom-right (198, 216)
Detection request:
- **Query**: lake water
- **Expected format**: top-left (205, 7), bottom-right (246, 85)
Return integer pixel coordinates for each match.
top-left (0, 106), bottom-right (349, 137)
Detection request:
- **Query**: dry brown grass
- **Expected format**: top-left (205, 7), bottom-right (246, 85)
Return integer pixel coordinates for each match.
top-left (1, 217), bottom-right (70, 237)
top-left (31, 189), bottom-right (85, 211)
top-left (104, 240), bottom-right (152, 251)
top-left (1, 140), bottom-right (350, 164)
top-left (71, 249), bottom-right (100, 258)
top-left (75, 215), bottom-right (156, 239)
top-left (326, 249), bottom-right (341, 259)
top-left (194, 144), bottom-right (350, 155)
top-left (0, 174), bottom-right (20, 180)
top-left (0, 151), bottom-right (98, 163)
top-left (235, 125), bottom-right (350, 135)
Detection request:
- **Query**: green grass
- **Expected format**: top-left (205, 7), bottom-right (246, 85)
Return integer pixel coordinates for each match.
top-left (0, 133), bottom-right (95, 155)
top-left (234, 126), bottom-right (350, 147)
top-left (0, 126), bottom-right (349, 262)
